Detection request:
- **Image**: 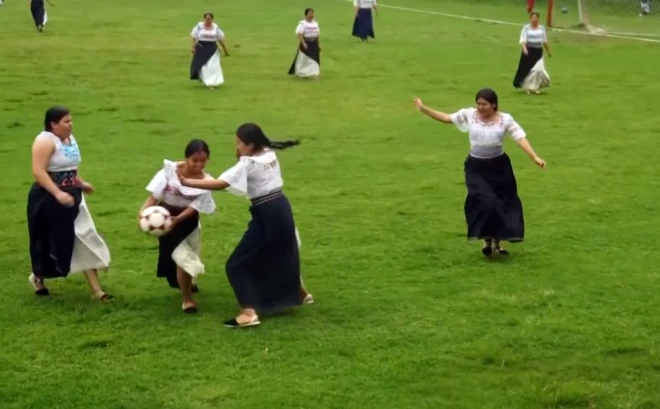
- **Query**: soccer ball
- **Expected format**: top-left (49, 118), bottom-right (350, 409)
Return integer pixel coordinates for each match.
top-left (561, 6), bottom-right (568, 13)
top-left (139, 206), bottom-right (172, 237)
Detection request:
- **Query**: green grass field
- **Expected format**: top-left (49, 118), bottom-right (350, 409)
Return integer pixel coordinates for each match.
top-left (1, 0), bottom-right (660, 408)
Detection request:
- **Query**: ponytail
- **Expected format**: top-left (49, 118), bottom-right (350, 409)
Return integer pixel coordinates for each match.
top-left (267, 139), bottom-right (300, 150)
top-left (236, 122), bottom-right (301, 151)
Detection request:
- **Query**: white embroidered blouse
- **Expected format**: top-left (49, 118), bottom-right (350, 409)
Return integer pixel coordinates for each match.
top-left (519, 24), bottom-right (547, 48)
top-left (190, 22), bottom-right (225, 42)
top-left (146, 160), bottom-right (216, 214)
top-left (354, 0), bottom-right (377, 7)
top-left (450, 107), bottom-right (527, 159)
top-left (295, 20), bottom-right (320, 39)
top-left (219, 150), bottom-right (284, 200)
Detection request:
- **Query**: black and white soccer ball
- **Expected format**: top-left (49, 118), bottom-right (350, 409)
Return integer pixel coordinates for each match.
top-left (139, 206), bottom-right (172, 237)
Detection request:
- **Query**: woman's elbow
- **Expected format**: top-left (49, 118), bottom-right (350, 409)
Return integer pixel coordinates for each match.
top-left (31, 168), bottom-right (44, 181)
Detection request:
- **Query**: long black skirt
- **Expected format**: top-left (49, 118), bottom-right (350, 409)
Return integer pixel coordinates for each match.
top-left (464, 154), bottom-right (524, 242)
top-left (156, 205), bottom-right (199, 289)
top-left (225, 191), bottom-right (302, 312)
top-left (190, 41), bottom-right (217, 80)
top-left (30, 2), bottom-right (46, 27)
top-left (288, 38), bottom-right (320, 75)
top-left (27, 181), bottom-right (83, 279)
top-left (352, 8), bottom-right (375, 40)
top-left (513, 47), bottom-right (543, 88)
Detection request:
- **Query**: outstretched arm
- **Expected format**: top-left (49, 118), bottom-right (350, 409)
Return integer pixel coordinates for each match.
top-left (507, 118), bottom-right (546, 168)
top-left (413, 97), bottom-right (453, 123)
top-left (515, 138), bottom-right (546, 168)
top-left (180, 177), bottom-right (230, 191)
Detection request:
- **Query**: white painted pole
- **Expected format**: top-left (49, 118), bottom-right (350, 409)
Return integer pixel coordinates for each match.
top-left (577, 0), bottom-right (585, 25)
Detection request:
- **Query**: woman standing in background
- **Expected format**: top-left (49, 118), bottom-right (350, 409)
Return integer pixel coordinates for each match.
top-left (289, 8), bottom-right (321, 79)
top-left (352, 0), bottom-right (377, 42)
top-left (27, 106), bottom-right (112, 300)
top-left (30, 0), bottom-right (54, 33)
top-left (512, 12), bottom-right (551, 94)
top-left (190, 12), bottom-right (230, 88)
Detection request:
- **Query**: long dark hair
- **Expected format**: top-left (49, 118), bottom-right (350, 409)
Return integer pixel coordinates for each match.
top-left (304, 8), bottom-right (314, 16)
top-left (185, 139), bottom-right (210, 158)
top-left (44, 106), bottom-right (71, 131)
top-left (475, 88), bottom-right (499, 111)
top-left (236, 123), bottom-right (299, 151)
top-left (203, 12), bottom-right (214, 19)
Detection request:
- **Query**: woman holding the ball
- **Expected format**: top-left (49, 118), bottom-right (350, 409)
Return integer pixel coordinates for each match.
top-left (413, 88), bottom-right (546, 257)
top-left (177, 123), bottom-right (313, 328)
top-left (139, 139), bottom-right (216, 314)
top-left (27, 106), bottom-right (112, 300)
top-left (512, 11), bottom-right (551, 94)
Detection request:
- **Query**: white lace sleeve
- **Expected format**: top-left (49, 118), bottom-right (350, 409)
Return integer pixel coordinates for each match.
top-left (450, 108), bottom-right (472, 133)
top-left (295, 21), bottom-right (305, 34)
top-left (190, 190), bottom-right (217, 214)
top-left (216, 25), bottom-right (225, 40)
top-left (519, 25), bottom-right (528, 43)
top-left (146, 169), bottom-right (167, 200)
top-left (190, 23), bottom-right (201, 39)
top-left (505, 115), bottom-right (526, 140)
top-left (219, 157), bottom-right (250, 197)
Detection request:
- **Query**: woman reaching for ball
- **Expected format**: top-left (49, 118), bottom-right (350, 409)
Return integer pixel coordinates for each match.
top-left (27, 106), bottom-right (112, 300)
top-left (177, 123), bottom-right (313, 328)
top-left (139, 139), bottom-right (216, 314)
top-left (414, 88), bottom-right (546, 257)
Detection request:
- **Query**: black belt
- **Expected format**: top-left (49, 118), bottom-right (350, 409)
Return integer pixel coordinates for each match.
top-left (49, 170), bottom-right (78, 188)
top-left (251, 190), bottom-right (283, 206)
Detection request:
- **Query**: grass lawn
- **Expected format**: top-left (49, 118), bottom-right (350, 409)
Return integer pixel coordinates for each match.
top-left (0, 0), bottom-right (659, 408)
